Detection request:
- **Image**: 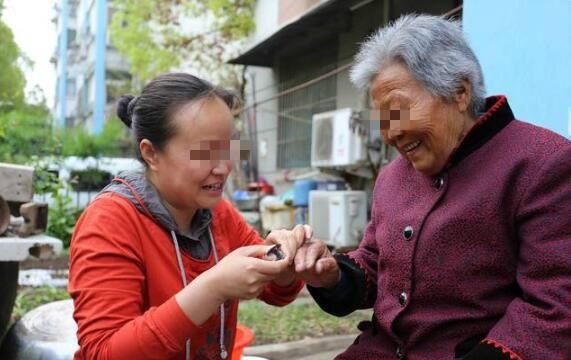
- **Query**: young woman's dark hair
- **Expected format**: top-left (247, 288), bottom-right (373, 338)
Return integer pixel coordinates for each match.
top-left (116, 73), bottom-right (240, 163)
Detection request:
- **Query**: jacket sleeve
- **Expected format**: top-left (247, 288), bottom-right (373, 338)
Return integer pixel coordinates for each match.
top-left (482, 145), bottom-right (571, 359)
top-left (225, 199), bottom-right (304, 306)
top-left (308, 177), bottom-right (382, 316)
top-left (68, 196), bottom-right (195, 360)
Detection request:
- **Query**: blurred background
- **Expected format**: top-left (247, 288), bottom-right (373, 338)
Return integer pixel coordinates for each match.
top-left (0, 1), bottom-right (569, 359)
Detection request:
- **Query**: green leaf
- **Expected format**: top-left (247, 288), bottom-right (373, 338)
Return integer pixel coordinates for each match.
top-left (109, 0), bottom-right (255, 87)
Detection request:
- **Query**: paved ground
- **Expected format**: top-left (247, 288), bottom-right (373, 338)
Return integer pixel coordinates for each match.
top-left (244, 334), bottom-right (354, 360)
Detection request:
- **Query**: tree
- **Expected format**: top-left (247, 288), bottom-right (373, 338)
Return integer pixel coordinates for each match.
top-left (0, 102), bottom-right (55, 164)
top-left (0, 3), bottom-right (26, 111)
top-left (109, 0), bottom-right (256, 92)
top-left (59, 118), bottom-right (132, 158)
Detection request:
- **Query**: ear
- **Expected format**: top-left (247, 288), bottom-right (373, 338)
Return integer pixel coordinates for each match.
top-left (454, 79), bottom-right (472, 113)
top-left (139, 139), bottom-right (159, 171)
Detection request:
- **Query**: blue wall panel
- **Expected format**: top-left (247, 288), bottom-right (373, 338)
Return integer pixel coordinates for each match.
top-left (463, 0), bottom-right (571, 137)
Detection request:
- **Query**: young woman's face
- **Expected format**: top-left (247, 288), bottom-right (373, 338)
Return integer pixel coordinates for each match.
top-left (151, 96), bottom-right (236, 212)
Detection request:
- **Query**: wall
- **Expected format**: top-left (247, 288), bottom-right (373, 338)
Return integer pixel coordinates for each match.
top-left (463, 0), bottom-right (571, 137)
top-left (336, 0), bottom-right (385, 111)
top-left (92, 0), bottom-right (107, 134)
top-left (56, 0), bottom-right (69, 128)
top-left (243, 0), bottom-right (281, 188)
top-left (278, 0), bottom-right (323, 25)
top-left (250, 0), bottom-right (279, 46)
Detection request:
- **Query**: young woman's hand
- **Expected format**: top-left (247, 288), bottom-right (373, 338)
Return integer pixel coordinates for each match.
top-left (293, 239), bottom-right (340, 289)
top-left (176, 244), bottom-right (290, 326)
top-left (264, 224), bottom-right (312, 264)
top-left (264, 224), bottom-right (313, 287)
top-left (206, 244), bottom-right (291, 301)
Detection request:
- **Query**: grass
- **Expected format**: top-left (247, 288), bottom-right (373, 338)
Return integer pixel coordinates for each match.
top-left (10, 288), bottom-right (371, 345)
top-left (238, 300), bottom-right (371, 345)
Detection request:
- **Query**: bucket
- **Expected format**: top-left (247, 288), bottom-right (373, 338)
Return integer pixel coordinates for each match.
top-left (232, 324), bottom-right (255, 360)
top-left (293, 179), bottom-right (317, 207)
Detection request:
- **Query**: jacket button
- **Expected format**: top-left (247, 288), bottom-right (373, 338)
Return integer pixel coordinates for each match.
top-left (396, 346), bottom-right (406, 359)
top-left (403, 226), bottom-right (413, 240)
top-left (433, 176), bottom-right (444, 190)
top-left (398, 292), bottom-right (408, 306)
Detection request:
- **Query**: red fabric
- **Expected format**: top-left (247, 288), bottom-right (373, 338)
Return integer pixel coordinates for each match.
top-left (68, 195), bottom-right (303, 359)
top-left (482, 339), bottom-right (523, 360)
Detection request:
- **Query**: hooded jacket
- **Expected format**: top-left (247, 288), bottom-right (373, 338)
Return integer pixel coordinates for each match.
top-left (68, 171), bottom-right (303, 360)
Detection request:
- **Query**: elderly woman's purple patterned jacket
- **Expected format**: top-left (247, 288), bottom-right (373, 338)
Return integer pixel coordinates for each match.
top-left (309, 96), bottom-right (571, 359)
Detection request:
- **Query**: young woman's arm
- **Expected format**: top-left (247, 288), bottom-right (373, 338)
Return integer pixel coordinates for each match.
top-left (69, 195), bottom-right (197, 359)
top-left (70, 195), bottom-right (292, 359)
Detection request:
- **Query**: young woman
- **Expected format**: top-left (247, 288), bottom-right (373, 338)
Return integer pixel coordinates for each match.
top-left (68, 73), bottom-right (311, 360)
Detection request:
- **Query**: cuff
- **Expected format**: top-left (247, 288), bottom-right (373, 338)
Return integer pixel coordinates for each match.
top-left (262, 279), bottom-right (305, 306)
top-left (461, 339), bottom-right (522, 360)
top-left (307, 254), bottom-right (367, 317)
top-left (308, 266), bottom-right (353, 299)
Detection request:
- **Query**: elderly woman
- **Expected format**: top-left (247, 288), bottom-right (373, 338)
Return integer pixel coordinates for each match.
top-left (299, 14), bottom-right (570, 359)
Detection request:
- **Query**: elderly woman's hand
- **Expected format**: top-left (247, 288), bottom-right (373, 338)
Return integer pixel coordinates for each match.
top-left (294, 239), bottom-right (340, 289)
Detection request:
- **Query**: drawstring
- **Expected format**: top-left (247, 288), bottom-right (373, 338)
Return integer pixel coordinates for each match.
top-left (170, 231), bottom-right (191, 360)
top-left (170, 228), bottom-right (228, 360)
top-left (171, 231), bottom-right (188, 288)
top-left (209, 227), bottom-right (228, 359)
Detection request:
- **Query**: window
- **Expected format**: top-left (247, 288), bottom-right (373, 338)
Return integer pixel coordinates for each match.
top-left (66, 78), bottom-right (76, 99)
top-left (65, 116), bottom-right (74, 128)
top-left (67, 29), bottom-right (76, 47)
top-left (276, 41), bottom-right (338, 168)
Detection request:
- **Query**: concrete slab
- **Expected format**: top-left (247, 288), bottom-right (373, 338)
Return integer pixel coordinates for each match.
top-left (244, 334), bottom-right (355, 360)
top-left (0, 234), bottom-right (63, 261)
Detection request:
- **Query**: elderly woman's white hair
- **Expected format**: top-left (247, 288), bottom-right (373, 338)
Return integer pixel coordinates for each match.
top-left (350, 14), bottom-right (486, 116)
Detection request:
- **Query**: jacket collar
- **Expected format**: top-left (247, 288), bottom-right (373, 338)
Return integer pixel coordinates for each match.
top-left (445, 95), bottom-right (514, 170)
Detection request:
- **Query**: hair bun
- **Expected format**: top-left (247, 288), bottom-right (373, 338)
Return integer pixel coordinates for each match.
top-left (117, 95), bottom-right (137, 128)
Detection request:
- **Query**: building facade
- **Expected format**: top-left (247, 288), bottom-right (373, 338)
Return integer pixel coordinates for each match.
top-left (231, 0), bottom-right (459, 193)
top-left (53, 0), bottom-right (130, 134)
top-left (232, 0), bottom-right (569, 195)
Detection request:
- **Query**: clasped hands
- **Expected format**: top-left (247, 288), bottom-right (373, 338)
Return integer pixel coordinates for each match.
top-left (263, 224), bottom-right (340, 289)
top-left (208, 225), bottom-right (340, 303)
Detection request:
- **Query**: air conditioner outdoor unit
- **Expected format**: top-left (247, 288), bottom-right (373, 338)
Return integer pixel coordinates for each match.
top-left (311, 108), bottom-right (367, 168)
top-left (308, 190), bottom-right (367, 249)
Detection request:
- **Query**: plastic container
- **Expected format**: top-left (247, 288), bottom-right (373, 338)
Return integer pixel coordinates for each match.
top-left (293, 179), bottom-right (317, 207)
top-left (232, 324), bottom-right (255, 360)
top-left (261, 204), bottom-right (295, 233)
top-left (233, 190), bottom-right (260, 211)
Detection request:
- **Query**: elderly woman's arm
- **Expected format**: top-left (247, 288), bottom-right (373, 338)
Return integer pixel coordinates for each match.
top-left (307, 200), bottom-right (380, 316)
top-left (468, 145), bottom-right (571, 359)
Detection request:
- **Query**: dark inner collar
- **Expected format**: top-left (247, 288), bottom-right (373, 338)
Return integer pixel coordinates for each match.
top-left (179, 209), bottom-right (213, 242)
top-left (445, 95), bottom-right (514, 170)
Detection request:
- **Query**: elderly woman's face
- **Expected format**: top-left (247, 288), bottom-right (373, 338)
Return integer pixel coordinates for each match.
top-left (371, 62), bottom-right (472, 176)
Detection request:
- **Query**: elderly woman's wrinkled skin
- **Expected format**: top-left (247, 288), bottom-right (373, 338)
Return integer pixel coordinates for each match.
top-left (371, 61), bottom-right (476, 176)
